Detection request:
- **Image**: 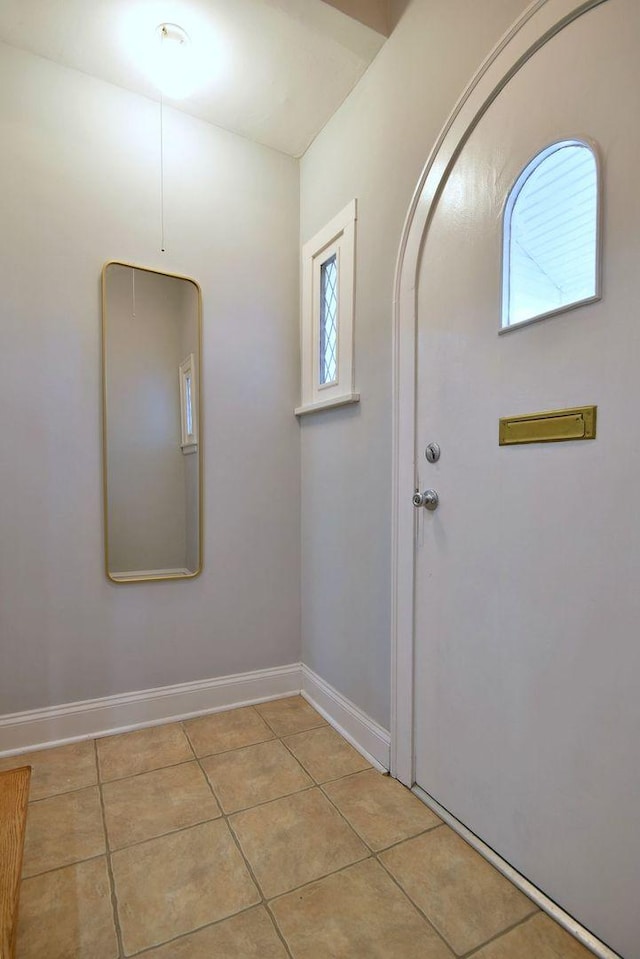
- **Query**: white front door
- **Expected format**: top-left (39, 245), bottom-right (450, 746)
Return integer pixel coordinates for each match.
top-left (413, 2), bottom-right (640, 956)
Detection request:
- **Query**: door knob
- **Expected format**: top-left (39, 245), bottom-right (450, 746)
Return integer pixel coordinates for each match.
top-left (412, 489), bottom-right (439, 511)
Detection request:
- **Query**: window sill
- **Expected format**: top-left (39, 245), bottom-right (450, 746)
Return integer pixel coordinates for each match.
top-left (295, 392), bottom-right (360, 417)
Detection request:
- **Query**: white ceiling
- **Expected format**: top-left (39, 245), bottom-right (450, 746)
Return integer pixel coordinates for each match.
top-left (0, 0), bottom-right (388, 157)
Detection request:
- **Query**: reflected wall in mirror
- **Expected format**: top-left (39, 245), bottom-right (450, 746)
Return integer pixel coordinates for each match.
top-left (102, 262), bottom-right (202, 582)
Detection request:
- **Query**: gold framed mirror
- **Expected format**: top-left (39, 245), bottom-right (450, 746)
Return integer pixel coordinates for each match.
top-left (102, 262), bottom-right (202, 583)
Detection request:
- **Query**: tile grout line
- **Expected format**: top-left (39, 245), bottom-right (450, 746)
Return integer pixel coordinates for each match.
top-left (183, 735), bottom-right (279, 762)
top-left (311, 755), bottom-right (541, 959)
top-left (314, 774), bottom-right (460, 957)
top-left (22, 851), bottom-right (107, 882)
top-left (266, 852), bottom-right (376, 903)
top-left (97, 730), bottom-right (227, 857)
top-left (263, 899), bottom-right (297, 959)
top-left (460, 907), bottom-right (541, 958)
top-left (259, 733), bottom-right (380, 955)
top-left (218, 782), bottom-right (318, 818)
top-left (182, 708), bottom-right (389, 957)
top-left (374, 842), bottom-right (539, 959)
top-left (19, 795), bottom-right (443, 884)
top-left (101, 811), bottom-right (227, 855)
top-left (122, 703), bottom-right (323, 956)
top-left (25, 781), bottom-right (99, 804)
top-left (276, 723), bottom-right (363, 789)
top-left (126, 905), bottom-right (266, 957)
top-left (319, 776), bottom-right (445, 855)
top-left (94, 738), bottom-right (127, 959)
top-left (106, 724), bottom-right (266, 957)
top-left (374, 850), bottom-right (461, 957)
top-left (181, 717), bottom-right (297, 959)
top-left (99, 755), bottom-right (201, 787)
top-left (255, 724), bottom-right (383, 951)
top-left (367, 821), bottom-right (444, 855)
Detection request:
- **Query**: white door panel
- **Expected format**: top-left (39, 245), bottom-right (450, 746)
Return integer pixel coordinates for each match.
top-left (414, 3), bottom-right (640, 956)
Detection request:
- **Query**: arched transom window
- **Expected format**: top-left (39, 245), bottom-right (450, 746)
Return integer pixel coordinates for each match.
top-left (502, 139), bottom-right (600, 329)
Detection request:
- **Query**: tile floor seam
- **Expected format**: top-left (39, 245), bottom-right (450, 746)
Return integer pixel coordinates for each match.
top-left (460, 907), bottom-right (541, 959)
top-left (370, 820), bottom-right (445, 854)
top-left (277, 728), bottom-right (368, 788)
top-left (24, 781), bottom-right (100, 804)
top-left (224, 776), bottom-right (372, 899)
top-left (99, 756), bottom-right (199, 786)
top-left (254, 706), bottom-right (291, 737)
top-left (180, 715), bottom-right (276, 760)
top-left (377, 828), bottom-right (543, 958)
top-left (318, 780), bottom-right (445, 855)
top-left (309, 769), bottom-right (373, 786)
top-left (186, 738), bottom-right (277, 761)
top-left (255, 704), bottom-right (327, 739)
top-left (316, 780), bottom-right (377, 856)
top-left (202, 729), bottom-right (372, 883)
top-left (191, 744), bottom-right (268, 901)
top-left (94, 738), bottom-right (126, 959)
top-left (196, 728), bottom-right (378, 952)
top-left (20, 851), bottom-right (106, 882)
top-left (106, 809), bottom-right (225, 856)
top-left (213, 781), bottom-right (317, 818)
top-left (191, 745), bottom-right (296, 959)
top-left (265, 852), bottom-right (378, 906)
top-left (315, 774), bottom-right (463, 957)
top-left (195, 737), bottom-right (285, 763)
top-left (375, 846), bottom-right (462, 958)
top-left (183, 723), bottom-right (197, 760)
top-left (278, 733), bottom-right (321, 784)
top-left (223, 806), bottom-right (273, 901)
top-left (270, 731), bottom-right (321, 783)
top-left (100, 757), bottom-right (202, 789)
top-left (263, 899), bottom-right (296, 959)
top-left (109, 819), bottom-right (265, 957)
top-left (121, 904), bottom-right (277, 958)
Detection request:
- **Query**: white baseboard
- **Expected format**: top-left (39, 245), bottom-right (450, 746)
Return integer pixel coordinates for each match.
top-left (0, 663), bottom-right (302, 757)
top-left (301, 665), bottom-right (390, 771)
top-left (0, 662), bottom-right (392, 770)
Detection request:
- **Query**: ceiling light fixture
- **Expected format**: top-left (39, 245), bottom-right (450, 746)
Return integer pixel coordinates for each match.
top-left (153, 22), bottom-right (194, 99)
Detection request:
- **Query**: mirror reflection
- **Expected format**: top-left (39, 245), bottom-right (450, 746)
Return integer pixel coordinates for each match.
top-left (102, 263), bottom-right (202, 582)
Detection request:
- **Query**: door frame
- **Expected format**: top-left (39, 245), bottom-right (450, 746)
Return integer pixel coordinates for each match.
top-left (390, 0), bottom-right (608, 786)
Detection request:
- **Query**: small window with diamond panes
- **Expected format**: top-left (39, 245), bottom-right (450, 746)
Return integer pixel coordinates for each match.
top-left (320, 254), bottom-right (338, 386)
top-left (296, 200), bottom-right (359, 415)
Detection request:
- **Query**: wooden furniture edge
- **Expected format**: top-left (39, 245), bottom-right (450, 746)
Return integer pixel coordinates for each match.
top-left (0, 766), bottom-right (31, 959)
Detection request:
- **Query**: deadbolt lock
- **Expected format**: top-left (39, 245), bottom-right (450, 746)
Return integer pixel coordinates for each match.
top-left (425, 442), bottom-right (440, 463)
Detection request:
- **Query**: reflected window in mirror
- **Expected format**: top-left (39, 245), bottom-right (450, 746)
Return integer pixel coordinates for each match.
top-left (179, 353), bottom-right (198, 454)
top-left (102, 263), bottom-right (202, 583)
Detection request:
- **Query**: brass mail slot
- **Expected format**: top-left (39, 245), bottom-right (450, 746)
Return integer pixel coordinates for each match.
top-left (499, 406), bottom-right (597, 445)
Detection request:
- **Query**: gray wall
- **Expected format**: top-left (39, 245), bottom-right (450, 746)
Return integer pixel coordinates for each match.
top-left (0, 41), bottom-right (300, 714)
top-left (299, 0), bottom-right (529, 728)
top-left (0, 2), bottom-right (532, 721)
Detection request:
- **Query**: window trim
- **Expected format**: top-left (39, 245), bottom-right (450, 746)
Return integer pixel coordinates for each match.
top-left (500, 137), bottom-right (602, 334)
top-left (179, 353), bottom-right (198, 453)
top-left (296, 199), bottom-right (359, 415)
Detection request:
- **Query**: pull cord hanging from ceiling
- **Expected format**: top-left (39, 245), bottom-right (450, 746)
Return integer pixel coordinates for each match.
top-left (159, 91), bottom-right (166, 253)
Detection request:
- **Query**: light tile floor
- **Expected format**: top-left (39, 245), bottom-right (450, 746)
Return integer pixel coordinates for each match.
top-left (2, 696), bottom-right (595, 958)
